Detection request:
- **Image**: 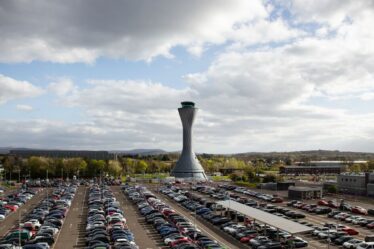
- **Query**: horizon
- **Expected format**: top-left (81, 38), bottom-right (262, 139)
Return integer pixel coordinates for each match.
top-left (2, 147), bottom-right (374, 156)
top-left (1, 1), bottom-right (374, 153)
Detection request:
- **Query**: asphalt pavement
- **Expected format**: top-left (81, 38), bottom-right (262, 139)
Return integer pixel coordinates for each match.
top-left (53, 185), bottom-right (87, 249)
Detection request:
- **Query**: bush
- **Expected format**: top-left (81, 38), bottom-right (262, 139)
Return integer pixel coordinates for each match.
top-left (327, 185), bottom-right (337, 193)
top-left (235, 181), bottom-right (258, 188)
top-left (263, 174), bottom-right (276, 183)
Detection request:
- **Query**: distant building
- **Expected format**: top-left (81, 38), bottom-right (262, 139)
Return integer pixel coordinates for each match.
top-left (260, 182), bottom-right (295, 191)
top-left (10, 149), bottom-right (113, 160)
top-left (337, 172), bottom-right (374, 196)
top-left (280, 160), bottom-right (366, 175)
top-left (280, 165), bottom-right (343, 175)
top-left (288, 186), bottom-right (323, 200)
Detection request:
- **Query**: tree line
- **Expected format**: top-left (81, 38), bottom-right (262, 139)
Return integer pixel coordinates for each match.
top-left (0, 155), bottom-right (173, 180)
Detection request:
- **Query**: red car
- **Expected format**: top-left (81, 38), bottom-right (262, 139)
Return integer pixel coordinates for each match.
top-left (240, 234), bottom-right (258, 243)
top-left (342, 227), bottom-right (359, 235)
top-left (366, 222), bottom-right (374, 229)
top-left (318, 199), bottom-right (328, 206)
top-left (170, 237), bottom-right (191, 247)
top-left (271, 197), bottom-right (283, 203)
top-left (4, 204), bottom-right (18, 212)
top-left (328, 201), bottom-right (338, 208)
top-left (351, 206), bottom-right (368, 215)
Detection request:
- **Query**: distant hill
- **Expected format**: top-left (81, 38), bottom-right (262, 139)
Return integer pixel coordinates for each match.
top-left (110, 149), bottom-right (168, 156)
top-left (232, 150), bottom-right (374, 161)
top-left (0, 147), bottom-right (32, 154)
top-left (2, 147), bottom-right (374, 161)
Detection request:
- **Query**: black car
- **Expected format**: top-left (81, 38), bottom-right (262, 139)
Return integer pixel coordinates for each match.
top-left (334, 235), bottom-right (354, 245)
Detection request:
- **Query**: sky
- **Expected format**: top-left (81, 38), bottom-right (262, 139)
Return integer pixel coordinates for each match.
top-left (0, 0), bottom-right (374, 154)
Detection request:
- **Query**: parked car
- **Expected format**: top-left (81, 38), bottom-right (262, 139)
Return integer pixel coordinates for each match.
top-left (352, 206), bottom-right (368, 215)
top-left (343, 239), bottom-right (365, 249)
top-left (356, 242), bottom-right (374, 249)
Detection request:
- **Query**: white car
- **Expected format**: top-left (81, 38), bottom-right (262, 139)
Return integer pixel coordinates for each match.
top-left (37, 242), bottom-right (50, 249)
top-left (223, 224), bottom-right (244, 234)
top-left (164, 234), bottom-right (189, 245)
top-left (343, 239), bottom-right (364, 249)
top-left (0, 214), bottom-right (5, 221)
top-left (352, 217), bottom-right (366, 225)
top-left (0, 244), bottom-right (22, 249)
top-left (312, 227), bottom-right (329, 236)
top-left (345, 216), bottom-right (361, 223)
top-left (318, 230), bottom-right (336, 239)
top-left (39, 226), bottom-right (59, 235)
top-left (357, 242), bottom-right (374, 249)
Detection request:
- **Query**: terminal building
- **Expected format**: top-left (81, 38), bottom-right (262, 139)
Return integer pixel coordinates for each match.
top-left (337, 172), bottom-right (374, 196)
top-left (288, 186), bottom-right (323, 200)
top-left (280, 161), bottom-right (366, 175)
top-left (279, 165), bottom-right (343, 175)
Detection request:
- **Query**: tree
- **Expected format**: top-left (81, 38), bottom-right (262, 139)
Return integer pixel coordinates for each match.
top-left (123, 158), bottom-right (134, 175)
top-left (368, 161), bottom-right (374, 171)
top-left (135, 160), bottom-right (148, 174)
top-left (158, 162), bottom-right (170, 173)
top-left (228, 171), bottom-right (247, 182)
top-left (326, 185), bottom-right (337, 193)
top-left (349, 164), bottom-right (361, 173)
top-left (263, 174), bottom-right (276, 183)
top-left (108, 160), bottom-right (122, 177)
top-left (63, 158), bottom-right (85, 177)
top-left (28, 157), bottom-right (49, 178)
top-left (3, 156), bottom-right (15, 180)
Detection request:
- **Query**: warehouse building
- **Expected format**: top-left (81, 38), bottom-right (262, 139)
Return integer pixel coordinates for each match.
top-left (280, 165), bottom-right (343, 175)
top-left (280, 161), bottom-right (367, 175)
top-left (288, 186), bottom-right (323, 200)
top-left (337, 172), bottom-right (374, 196)
top-left (10, 149), bottom-right (113, 160)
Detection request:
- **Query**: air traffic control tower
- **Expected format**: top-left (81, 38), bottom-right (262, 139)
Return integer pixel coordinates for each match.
top-left (171, 101), bottom-right (207, 180)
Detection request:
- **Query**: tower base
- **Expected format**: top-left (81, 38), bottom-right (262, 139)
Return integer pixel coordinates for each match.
top-left (171, 171), bottom-right (207, 180)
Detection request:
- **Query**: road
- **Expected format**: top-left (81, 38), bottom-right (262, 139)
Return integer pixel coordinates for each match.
top-left (53, 186), bottom-right (87, 249)
top-left (147, 186), bottom-right (242, 249)
top-left (111, 186), bottom-right (166, 249)
top-left (0, 188), bottom-right (46, 238)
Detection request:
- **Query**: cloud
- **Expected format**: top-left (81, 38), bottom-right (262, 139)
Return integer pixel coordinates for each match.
top-left (284, 0), bottom-right (373, 28)
top-left (0, 0), bottom-right (301, 63)
top-left (16, 104), bottom-right (33, 112)
top-left (48, 78), bottom-right (76, 96)
top-left (1, 0), bottom-right (374, 153)
top-left (0, 74), bottom-right (44, 105)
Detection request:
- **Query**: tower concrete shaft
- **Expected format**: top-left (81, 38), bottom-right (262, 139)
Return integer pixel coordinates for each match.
top-left (171, 102), bottom-right (207, 180)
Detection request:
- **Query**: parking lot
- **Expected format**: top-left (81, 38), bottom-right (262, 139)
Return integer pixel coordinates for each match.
top-left (1, 181), bottom-right (371, 249)
top-left (176, 182), bottom-right (374, 249)
top-left (0, 188), bottom-right (46, 237)
top-left (111, 185), bottom-right (164, 249)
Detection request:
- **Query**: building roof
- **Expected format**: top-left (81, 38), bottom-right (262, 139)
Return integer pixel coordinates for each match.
top-left (288, 186), bottom-right (322, 192)
top-left (284, 165), bottom-right (343, 169)
top-left (216, 200), bottom-right (313, 234)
